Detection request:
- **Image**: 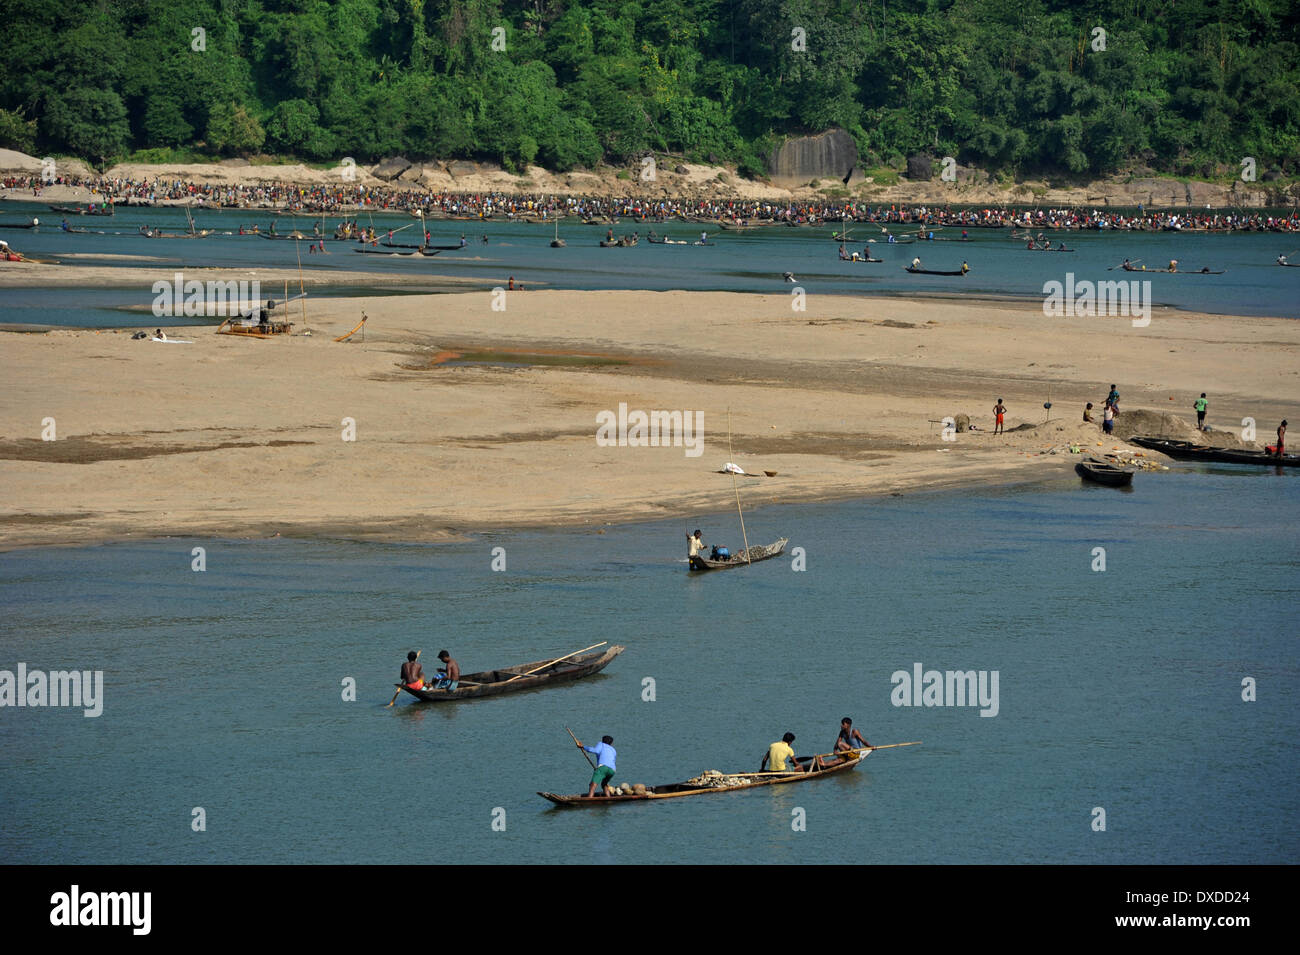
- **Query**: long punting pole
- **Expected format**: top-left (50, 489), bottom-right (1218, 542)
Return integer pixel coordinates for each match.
top-left (728, 408), bottom-right (751, 562)
top-left (566, 727), bottom-right (597, 770)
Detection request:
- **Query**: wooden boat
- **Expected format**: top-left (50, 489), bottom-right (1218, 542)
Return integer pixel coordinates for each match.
top-left (1075, 457), bottom-right (1134, 487)
top-left (1024, 246), bottom-right (1075, 252)
top-left (1277, 261), bottom-right (1299, 267)
top-left (904, 265), bottom-right (968, 276)
top-left (353, 247), bottom-right (417, 256)
top-left (47, 204), bottom-right (82, 214)
top-left (396, 645), bottom-right (623, 702)
top-left (689, 537), bottom-right (788, 572)
top-left (1121, 264), bottom-right (1225, 274)
top-left (258, 231), bottom-right (313, 240)
top-left (539, 748), bottom-right (869, 805)
top-left (0, 221), bottom-right (40, 230)
top-left (1130, 436), bottom-right (1299, 468)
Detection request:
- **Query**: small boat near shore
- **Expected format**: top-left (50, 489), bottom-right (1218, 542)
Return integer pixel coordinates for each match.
top-left (396, 645), bottom-right (623, 703)
top-left (1075, 456), bottom-right (1134, 487)
top-left (539, 748), bottom-right (870, 805)
top-left (1130, 437), bottom-right (1299, 467)
top-left (689, 538), bottom-right (788, 572)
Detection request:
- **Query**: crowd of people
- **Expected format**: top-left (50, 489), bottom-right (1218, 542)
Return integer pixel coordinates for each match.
top-left (4, 172), bottom-right (1297, 233)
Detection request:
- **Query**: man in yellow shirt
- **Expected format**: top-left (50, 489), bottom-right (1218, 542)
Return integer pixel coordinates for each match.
top-left (761, 732), bottom-right (823, 773)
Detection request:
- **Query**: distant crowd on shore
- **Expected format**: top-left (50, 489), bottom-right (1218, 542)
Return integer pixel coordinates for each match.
top-left (3, 172), bottom-right (1297, 233)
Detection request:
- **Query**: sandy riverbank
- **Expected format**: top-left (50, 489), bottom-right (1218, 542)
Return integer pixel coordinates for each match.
top-left (1, 289), bottom-right (1295, 550)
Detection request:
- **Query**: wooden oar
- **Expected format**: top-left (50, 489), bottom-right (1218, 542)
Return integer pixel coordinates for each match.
top-left (567, 726), bottom-right (597, 770)
top-left (501, 642), bottom-right (606, 684)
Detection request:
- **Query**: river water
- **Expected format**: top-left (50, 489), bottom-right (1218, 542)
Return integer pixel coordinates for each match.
top-left (2, 201), bottom-right (1297, 325)
top-left (1, 462), bottom-right (1295, 864)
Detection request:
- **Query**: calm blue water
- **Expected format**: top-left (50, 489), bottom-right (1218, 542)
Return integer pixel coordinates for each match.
top-left (1, 465), bottom-right (1295, 864)
top-left (3, 200), bottom-right (1297, 325)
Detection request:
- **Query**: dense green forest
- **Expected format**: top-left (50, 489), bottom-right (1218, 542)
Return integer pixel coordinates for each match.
top-left (1, 0), bottom-right (1297, 179)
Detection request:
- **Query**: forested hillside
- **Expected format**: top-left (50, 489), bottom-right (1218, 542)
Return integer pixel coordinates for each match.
top-left (1, 0), bottom-right (1297, 179)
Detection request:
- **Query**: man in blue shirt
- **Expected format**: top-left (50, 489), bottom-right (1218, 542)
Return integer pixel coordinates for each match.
top-left (576, 734), bottom-right (617, 797)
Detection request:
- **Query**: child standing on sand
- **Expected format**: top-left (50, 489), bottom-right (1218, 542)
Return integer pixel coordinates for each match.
top-left (993, 399), bottom-right (1006, 435)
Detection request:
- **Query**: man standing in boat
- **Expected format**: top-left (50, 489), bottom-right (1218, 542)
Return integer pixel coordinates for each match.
top-left (576, 734), bottom-right (617, 797)
top-left (434, 650), bottom-right (460, 691)
top-left (687, 529), bottom-right (707, 569)
top-left (1276, 420), bottom-right (1287, 459)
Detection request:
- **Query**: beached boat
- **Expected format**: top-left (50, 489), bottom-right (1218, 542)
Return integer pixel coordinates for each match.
top-left (1129, 437), bottom-right (1299, 467)
top-left (904, 265), bottom-right (968, 276)
top-left (539, 748), bottom-right (869, 805)
top-left (396, 645), bottom-right (623, 703)
top-left (689, 537), bottom-right (788, 572)
top-left (1075, 457), bottom-right (1134, 487)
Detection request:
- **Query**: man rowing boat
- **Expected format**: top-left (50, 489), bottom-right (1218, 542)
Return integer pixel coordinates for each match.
top-left (400, 650), bottom-right (427, 690)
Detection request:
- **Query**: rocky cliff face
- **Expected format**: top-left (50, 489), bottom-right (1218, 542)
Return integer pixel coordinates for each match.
top-left (767, 129), bottom-right (858, 185)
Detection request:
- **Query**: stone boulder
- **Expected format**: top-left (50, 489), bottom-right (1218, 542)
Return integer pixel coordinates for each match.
top-left (372, 156), bottom-right (412, 181)
top-left (447, 160), bottom-right (478, 178)
top-left (766, 128), bottom-right (858, 186)
top-left (906, 154), bottom-right (934, 181)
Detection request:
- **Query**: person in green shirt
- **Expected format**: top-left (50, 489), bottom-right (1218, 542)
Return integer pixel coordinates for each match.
top-left (1194, 393), bottom-right (1208, 431)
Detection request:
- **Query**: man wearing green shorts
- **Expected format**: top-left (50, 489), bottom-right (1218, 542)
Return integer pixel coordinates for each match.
top-left (576, 734), bottom-right (618, 797)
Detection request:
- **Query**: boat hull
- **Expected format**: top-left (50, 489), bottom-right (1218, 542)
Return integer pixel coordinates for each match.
top-left (1130, 436), bottom-right (1298, 467)
top-left (396, 646), bottom-right (623, 702)
top-left (539, 750), bottom-right (868, 806)
top-left (688, 538), bottom-right (788, 572)
top-left (1075, 459), bottom-right (1134, 486)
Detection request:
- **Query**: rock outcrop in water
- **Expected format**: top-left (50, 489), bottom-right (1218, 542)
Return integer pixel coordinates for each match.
top-left (767, 129), bottom-right (858, 185)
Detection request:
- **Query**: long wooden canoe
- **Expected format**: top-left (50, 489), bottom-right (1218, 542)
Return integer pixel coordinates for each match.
top-left (904, 265), bottom-right (967, 276)
top-left (1130, 436), bottom-right (1299, 468)
top-left (539, 749), bottom-right (869, 805)
top-left (688, 537), bottom-right (788, 572)
top-left (395, 645), bottom-right (624, 702)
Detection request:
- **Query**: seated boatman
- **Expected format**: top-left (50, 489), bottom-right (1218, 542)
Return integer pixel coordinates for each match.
top-left (400, 650), bottom-right (427, 690)
top-left (832, 717), bottom-right (872, 758)
top-left (761, 732), bottom-right (824, 774)
top-left (434, 650), bottom-right (460, 691)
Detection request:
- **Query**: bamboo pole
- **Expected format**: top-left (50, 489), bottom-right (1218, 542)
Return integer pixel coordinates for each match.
top-left (500, 642), bottom-right (607, 684)
top-left (566, 727), bottom-right (597, 770)
top-left (728, 408), bottom-right (751, 562)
